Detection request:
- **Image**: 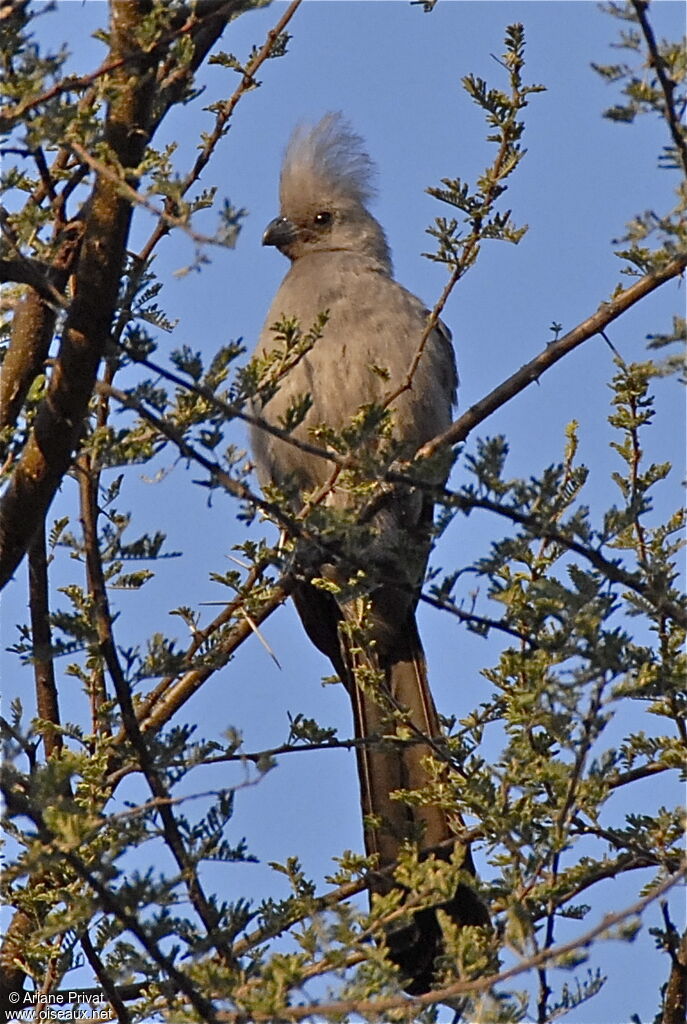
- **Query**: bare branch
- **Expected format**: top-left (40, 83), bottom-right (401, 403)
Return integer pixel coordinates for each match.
top-left (419, 252), bottom-right (687, 457)
top-left (27, 525), bottom-right (62, 759)
top-left (630, 0), bottom-right (687, 178)
top-left (420, 588), bottom-right (538, 645)
top-left (79, 930), bottom-right (131, 1024)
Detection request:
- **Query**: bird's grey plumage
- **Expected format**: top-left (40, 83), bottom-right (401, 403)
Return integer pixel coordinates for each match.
top-left (281, 113), bottom-right (378, 213)
top-left (250, 113), bottom-right (488, 993)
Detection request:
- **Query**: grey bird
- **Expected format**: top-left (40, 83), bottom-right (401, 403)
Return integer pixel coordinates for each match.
top-left (250, 113), bottom-right (489, 993)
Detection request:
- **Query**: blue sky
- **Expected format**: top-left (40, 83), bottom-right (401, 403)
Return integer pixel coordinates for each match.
top-left (2, 2), bottom-right (685, 1021)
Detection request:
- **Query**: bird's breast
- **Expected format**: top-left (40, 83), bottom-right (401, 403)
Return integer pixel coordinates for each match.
top-left (250, 255), bottom-right (455, 495)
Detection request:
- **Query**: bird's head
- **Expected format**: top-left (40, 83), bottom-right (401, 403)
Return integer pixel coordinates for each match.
top-left (262, 112), bottom-right (391, 269)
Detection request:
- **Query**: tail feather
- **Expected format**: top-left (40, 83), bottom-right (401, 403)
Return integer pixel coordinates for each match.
top-left (292, 578), bottom-right (489, 991)
top-left (347, 620), bottom-right (452, 864)
top-left (343, 613), bottom-right (489, 990)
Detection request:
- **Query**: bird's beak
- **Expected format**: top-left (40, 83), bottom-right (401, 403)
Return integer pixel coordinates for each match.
top-left (262, 215), bottom-right (297, 249)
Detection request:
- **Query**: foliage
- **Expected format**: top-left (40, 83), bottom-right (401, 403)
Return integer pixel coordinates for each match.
top-left (0, 2), bottom-right (685, 1023)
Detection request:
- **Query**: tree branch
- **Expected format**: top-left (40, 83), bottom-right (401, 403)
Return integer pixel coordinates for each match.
top-left (433, 490), bottom-right (687, 629)
top-left (0, 4), bottom-right (158, 590)
top-left (0, 256), bottom-right (66, 306)
top-left (0, 0), bottom-right (245, 592)
top-left (79, 930), bottom-right (131, 1024)
top-left (118, 347), bottom-right (346, 469)
top-left (77, 456), bottom-right (110, 733)
top-left (419, 252), bottom-right (687, 457)
top-left (629, 0), bottom-right (687, 179)
top-left (216, 865), bottom-right (686, 1022)
top-left (138, 250), bottom-right (685, 502)
top-left (660, 905), bottom-right (687, 1024)
top-left (27, 524), bottom-right (62, 759)
top-left (0, 781), bottom-right (219, 1023)
top-left (0, 223), bottom-right (81, 439)
top-left (136, 0), bottom-right (304, 262)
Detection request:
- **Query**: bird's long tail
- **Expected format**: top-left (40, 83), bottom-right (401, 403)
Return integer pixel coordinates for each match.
top-left (293, 577), bottom-right (489, 992)
top-left (342, 609), bottom-right (489, 992)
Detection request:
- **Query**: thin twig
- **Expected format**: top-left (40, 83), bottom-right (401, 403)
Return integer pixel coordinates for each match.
top-left (77, 455), bottom-right (111, 736)
top-left (136, 0), bottom-right (304, 263)
top-left (0, 56), bottom-right (130, 132)
top-left (420, 589), bottom-right (538, 645)
top-left (67, 140), bottom-right (220, 247)
top-left (119, 348), bottom-right (346, 469)
top-left (2, 785), bottom-right (219, 1023)
top-left (630, 0), bottom-right (687, 178)
top-left (27, 524), bottom-right (63, 759)
top-left (117, 253), bottom-right (686, 524)
top-left (215, 865), bottom-right (687, 1022)
top-left (419, 252), bottom-right (687, 458)
top-left (135, 580), bottom-right (291, 738)
top-left (80, 930), bottom-right (131, 1024)
top-left (96, 380), bottom-right (305, 536)
top-left (381, 57), bottom-right (518, 413)
top-left (399, 486), bottom-right (687, 629)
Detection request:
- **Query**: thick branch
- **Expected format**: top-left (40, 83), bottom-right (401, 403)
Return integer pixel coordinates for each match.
top-left (0, 225), bottom-right (81, 437)
top-left (0, 1), bottom-right (245, 592)
top-left (661, 920), bottom-right (687, 1024)
top-left (136, 579), bottom-right (291, 737)
top-left (0, 2), bottom-right (163, 1002)
top-left (0, 6), bottom-right (157, 590)
top-left (0, 256), bottom-right (66, 305)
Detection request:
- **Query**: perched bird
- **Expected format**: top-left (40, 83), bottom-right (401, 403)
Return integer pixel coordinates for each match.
top-left (250, 113), bottom-right (488, 993)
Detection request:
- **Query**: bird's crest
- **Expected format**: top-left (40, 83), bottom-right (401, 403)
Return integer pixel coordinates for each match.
top-left (280, 112), bottom-right (377, 213)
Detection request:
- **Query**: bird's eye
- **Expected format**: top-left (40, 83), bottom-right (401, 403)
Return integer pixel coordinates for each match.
top-left (313, 211), bottom-right (332, 226)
